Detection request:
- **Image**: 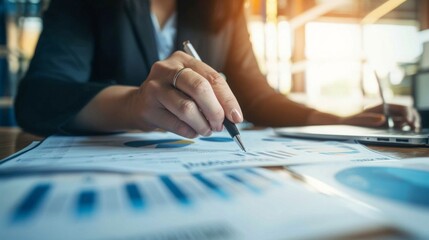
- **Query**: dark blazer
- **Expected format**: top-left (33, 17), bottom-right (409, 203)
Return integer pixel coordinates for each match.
top-left (15, 0), bottom-right (313, 136)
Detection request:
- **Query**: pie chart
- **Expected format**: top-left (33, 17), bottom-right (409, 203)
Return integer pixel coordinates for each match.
top-left (335, 166), bottom-right (429, 208)
top-left (262, 138), bottom-right (292, 142)
top-left (199, 137), bottom-right (233, 142)
top-left (124, 139), bottom-right (194, 148)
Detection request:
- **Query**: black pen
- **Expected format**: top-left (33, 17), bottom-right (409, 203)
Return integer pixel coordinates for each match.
top-left (183, 40), bottom-right (246, 152)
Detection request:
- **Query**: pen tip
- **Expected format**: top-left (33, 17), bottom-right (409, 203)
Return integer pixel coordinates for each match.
top-left (233, 135), bottom-right (246, 152)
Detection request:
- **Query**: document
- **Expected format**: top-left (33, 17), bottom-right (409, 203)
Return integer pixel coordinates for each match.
top-left (0, 130), bottom-right (394, 173)
top-left (289, 158), bottom-right (429, 238)
top-left (0, 168), bottom-right (387, 240)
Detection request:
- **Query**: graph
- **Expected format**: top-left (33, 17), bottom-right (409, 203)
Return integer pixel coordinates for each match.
top-left (234, 150), bottom-right (296, 159)
top-left (288, 144), bottom-right (360, 156)
top-left (76, 190), bottom-right (97, 217)
top-left (309, 145), bottom-right (359, 155)
top-left (124, 139), bottom-right (194, 148)
top-left (13, 183), bottom-right (51, 221)
top-left (199, 137), bottom-right (233, 142)
top-left (336, 167), bottom-right (429, 208)
top-left (262, 138), bottom-right (293, 142)
top-left (9, 168), bottom-right (278, 223)
top-left (124, 183), bottom-right (146, 210)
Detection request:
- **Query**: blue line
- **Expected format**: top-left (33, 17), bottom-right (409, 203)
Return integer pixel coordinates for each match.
top-left (225, 173), bottom-right (261, 194)
top-left (245, 153), bottom-right (259, 157)
top-left (125, 183), bottom-right (145, 210)
top-left (257, 152), bottom-right (282, 158)
top-left (193, 173), bottom-right (229, 199)
top-left (160, 176), bottom-right (191, 205)
top-left (245, 169), bottom-right (280, 185)
top-left (76, 190), bottom-right (97, 217)
top-left (199, 137), bottom-right (233, 142)
top-left (278, 150), bottom-right (295, 157)
top-left (13, 183), bottom-right (51, 222)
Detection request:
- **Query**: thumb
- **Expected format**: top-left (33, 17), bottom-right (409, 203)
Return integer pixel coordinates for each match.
top-left (342, 113), bottom-right (386, 127)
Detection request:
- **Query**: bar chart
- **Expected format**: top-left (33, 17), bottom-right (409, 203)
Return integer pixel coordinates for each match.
top-left (1, 131), bottom-right (394, 173)
top-left (124, 139), bottom-right (195, 148)
top-left (234, 150), bottom-right (296, 159)
top-left (8, 168), bottom-right (278, 223)
top-left (0, 167), bottom-right (385, 240)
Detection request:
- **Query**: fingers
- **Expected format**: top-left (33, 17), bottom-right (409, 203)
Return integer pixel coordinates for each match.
top-left (173, 69), bottom-right (224, 131)
top-left (158, 87), bottom-right (213, 136)
top-left (140, 51), bottom-right (243, 137)
top-left (179, 54), bottom-right (243, 123)
top-left (148, 108), bottom-right (198, 139)
top-left (169, 51), bottom-right (243, 124)
top-left (132, 81), bottom-right (197, 138)
top-left (364, 104), bottom-right (421, 130)
top-left (389, 105), bottom-right (420, 130)
top-left (390, 108), bottom-right (421, 130)
top-left (412, 108), bottom-right (421, 130)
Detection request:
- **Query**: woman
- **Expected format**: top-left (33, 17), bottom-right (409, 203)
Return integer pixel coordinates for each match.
top-left (14, 0), bottom-right (420, 136)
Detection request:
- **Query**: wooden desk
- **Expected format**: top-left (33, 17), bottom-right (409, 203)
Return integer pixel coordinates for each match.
top-left (0, 127), bottom-right (43, 160)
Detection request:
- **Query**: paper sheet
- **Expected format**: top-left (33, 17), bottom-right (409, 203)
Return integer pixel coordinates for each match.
top-left (0, 168), bottom-right (387, 240)
top-left (289, 158), bottom-right (429, 238)
top-left (0, 130), bottom-right (394, 173)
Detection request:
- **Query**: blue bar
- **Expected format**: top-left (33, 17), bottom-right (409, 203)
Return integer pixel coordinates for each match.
top-left (76, 190), bottom-right (97, 217)
top-left (125, 183), bottom-right (145, 210)
top-left (266, 151), bottom-right (288, 158)
top-left (13, 183), bottom-right (51, 221)
top-left (193, 173), bottom-right (229, 199)
top-left (278, 150), bottom-right (296, 157)
top-left (245, 169), bottom-right (280, 185)
top-left (225, 173), bottom-right (261, 194)
top-left (245, 152), bottom-right (259, 157)
top-left (160, 176), bottom-right (190, 205)
top-left (257, 152), bottom-right (282, 159)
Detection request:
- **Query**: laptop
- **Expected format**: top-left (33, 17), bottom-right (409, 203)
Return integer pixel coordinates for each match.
top-left (275, 125), bottom-right (429, 146)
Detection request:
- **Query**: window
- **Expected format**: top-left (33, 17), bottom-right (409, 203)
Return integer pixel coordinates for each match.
top-left (304, 21), bottom-right (420, 115)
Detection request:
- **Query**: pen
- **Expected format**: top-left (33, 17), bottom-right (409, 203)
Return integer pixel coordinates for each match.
top-left (374, 70), bottom-right (394, 129)
top-left (183, 40), bottom-right (247, 152)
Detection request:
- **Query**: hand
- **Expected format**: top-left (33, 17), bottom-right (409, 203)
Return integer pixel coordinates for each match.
top-left (341, 104), bottom-right (421, 130)
top-left (129, 51), bottom-right (243, 138)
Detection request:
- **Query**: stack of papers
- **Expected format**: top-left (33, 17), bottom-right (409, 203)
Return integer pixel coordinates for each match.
top-left (0, 168), bottom-right (386, 240)
top-left (290, 158), bottom-right (429, 238)
top-left (0, 130), bottom-right (394, 173)
top-left (2, 129), bottom-right (420, 239)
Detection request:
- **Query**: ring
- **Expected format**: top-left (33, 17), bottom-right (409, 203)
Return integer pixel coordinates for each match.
top-left (172, 67), bottom-right (188, 88)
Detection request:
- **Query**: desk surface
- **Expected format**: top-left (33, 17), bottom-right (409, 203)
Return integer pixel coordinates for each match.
top-left (0, 127), bottom-right (43, 160)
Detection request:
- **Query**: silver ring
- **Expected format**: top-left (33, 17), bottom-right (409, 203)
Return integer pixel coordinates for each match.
top-left (172, 67), bottom-right (188, 88)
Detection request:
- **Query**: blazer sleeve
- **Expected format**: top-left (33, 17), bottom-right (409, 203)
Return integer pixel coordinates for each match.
top-left (224, 11), bottom-right (315, 127)
top-left (14, 0), bottom-right (111, 136)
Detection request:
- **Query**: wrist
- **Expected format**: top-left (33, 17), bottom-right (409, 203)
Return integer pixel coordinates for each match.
top-left (124, 87), bottom-right (142, 130)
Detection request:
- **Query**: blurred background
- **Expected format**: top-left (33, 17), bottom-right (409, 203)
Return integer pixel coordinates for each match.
top-left (0, 0), bottom-right (428, 126)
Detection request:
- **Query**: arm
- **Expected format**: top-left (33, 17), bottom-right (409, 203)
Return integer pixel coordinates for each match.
top-left (16, 0), bottom-right (243, 138)
top-left (224, 11), bottom-right (418, 129)
top-left (223, 12), bottom-right (333, 127)
top-left (14, 0), bottom-right (111, 136)
top-left (72, 51), bottom-right (244, 138)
